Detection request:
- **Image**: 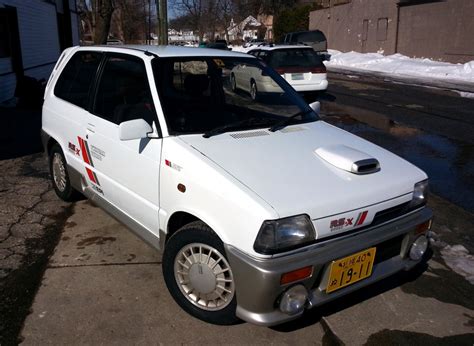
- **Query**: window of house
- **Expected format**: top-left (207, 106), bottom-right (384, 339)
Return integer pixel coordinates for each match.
top-left (54, 51), bottom-right (102, 109)
top-left (0, 12), bottom-right (11, 58)
top-left (362, 20), bottom-right (369, 41)
top-left (93, 54), bottom-right (156, 126)
top-left (377, 18), bottom-right (388, 41)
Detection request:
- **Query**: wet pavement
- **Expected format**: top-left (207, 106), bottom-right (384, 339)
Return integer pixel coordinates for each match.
top-left (321, 72), bottom-right (474, 213)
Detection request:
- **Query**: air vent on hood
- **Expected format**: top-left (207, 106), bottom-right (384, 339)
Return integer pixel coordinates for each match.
top-left (352, 158), bottom-right (380, 175)
top-left (280, 126), bottom-right (305, 133)
top-left (230, 131), bottom-right (269, 139)
top-left (315, 145), bottom-right (381, 175)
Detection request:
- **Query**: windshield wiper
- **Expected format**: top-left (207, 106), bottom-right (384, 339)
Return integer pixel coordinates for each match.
top-left (269, 109), bottom-right (313, 132)
top-left (203, 117), bottom-right (271, 138)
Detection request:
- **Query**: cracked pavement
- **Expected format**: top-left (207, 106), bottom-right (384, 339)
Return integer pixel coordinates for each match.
top-left (0, 153), bottom-right (73, 344)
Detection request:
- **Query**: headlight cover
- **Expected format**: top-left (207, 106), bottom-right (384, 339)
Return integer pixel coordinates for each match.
top-left (254, 215), bottom-right (316, 255)
top-left (411, 180), bottom-right (429, 208)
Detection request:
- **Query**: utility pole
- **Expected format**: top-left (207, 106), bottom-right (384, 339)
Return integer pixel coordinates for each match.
top-left (156, 0), bottom-right (168, 44)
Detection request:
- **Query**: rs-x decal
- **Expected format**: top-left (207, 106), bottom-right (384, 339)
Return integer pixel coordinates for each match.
top-left (330, 210), bottom-right (368, 231)
top-left (78, 136), bottom-right (100, 186)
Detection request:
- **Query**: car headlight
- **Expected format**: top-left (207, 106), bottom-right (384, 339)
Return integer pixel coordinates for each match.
top-left (254, 215), bottom-right (316, 255)
top-left (411, 180), bottom-right (429, 208)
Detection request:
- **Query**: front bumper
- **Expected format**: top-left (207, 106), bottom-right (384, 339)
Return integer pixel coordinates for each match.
top-left (225, 207), bottom-right (432, 326)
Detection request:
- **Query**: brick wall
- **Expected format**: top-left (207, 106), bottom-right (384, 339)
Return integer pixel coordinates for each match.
top-left (309, 0), bottom-right (398, 55)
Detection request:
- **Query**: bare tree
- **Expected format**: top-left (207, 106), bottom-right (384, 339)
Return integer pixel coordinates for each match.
top-left (78, 0), bottom-right (115, 44)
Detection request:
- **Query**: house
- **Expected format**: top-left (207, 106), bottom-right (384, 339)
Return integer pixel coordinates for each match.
top-left (309, 0), bottom-right (474, 63)
top-left (0, 0), bottom-right (80, 103)
top-left (227, 16), bottom-right (264, 42)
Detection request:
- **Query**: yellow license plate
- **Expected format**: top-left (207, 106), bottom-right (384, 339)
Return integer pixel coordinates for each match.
top-left (326, 247), bottom-right (376, 293)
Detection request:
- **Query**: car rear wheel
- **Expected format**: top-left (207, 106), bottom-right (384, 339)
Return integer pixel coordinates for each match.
top-left (49, 143), bottom-right (79, 202)
top-left (163, 221), bottom-right (239, 325)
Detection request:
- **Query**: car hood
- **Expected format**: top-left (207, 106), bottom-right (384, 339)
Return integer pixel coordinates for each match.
top-left (179, 121), bottom-right (427, 238)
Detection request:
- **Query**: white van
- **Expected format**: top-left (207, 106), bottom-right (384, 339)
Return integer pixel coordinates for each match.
top-left (42, 45), bottom-right (432, 326)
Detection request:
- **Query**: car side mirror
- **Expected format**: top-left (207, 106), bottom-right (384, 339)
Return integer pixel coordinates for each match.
top-left (309, 101), bottom-right (321, 114)
top-left (119, 119), bottom-right (152, 141)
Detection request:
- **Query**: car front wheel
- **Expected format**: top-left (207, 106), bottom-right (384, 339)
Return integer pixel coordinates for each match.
top-left (163, 221), bottom-right (239, 325)
top-left (250, 80), bottom-right (258, 101)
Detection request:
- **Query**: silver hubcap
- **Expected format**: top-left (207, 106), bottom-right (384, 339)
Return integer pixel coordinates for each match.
top-left (52, 153), bottom-right (67, 192)
top-left (250, 83), bottom-right (257, 100)
top-left (174, 243), bottom-right (235, 311)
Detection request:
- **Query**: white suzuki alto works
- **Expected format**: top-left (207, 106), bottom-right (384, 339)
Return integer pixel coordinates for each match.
top-left (42, 45), bottom-right (432, 326)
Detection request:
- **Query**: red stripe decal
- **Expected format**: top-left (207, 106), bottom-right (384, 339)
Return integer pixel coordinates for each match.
top-left (78, 136), bottom-right (91, 165)
top-left (357, 211), bottom-right (368, 225)
top-left (86, 168), bottom-right (96, 183)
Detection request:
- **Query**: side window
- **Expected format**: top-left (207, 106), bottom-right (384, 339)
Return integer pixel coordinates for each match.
top-left (54, 51), bottom-right (102, 109)
top-left (258, 51), bottom-right (269, 62)
top-left (93, 54), bottom-right (156, 126)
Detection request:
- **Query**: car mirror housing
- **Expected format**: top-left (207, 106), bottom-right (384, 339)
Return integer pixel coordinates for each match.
top-left (118, 119), bottom-right (153, 141)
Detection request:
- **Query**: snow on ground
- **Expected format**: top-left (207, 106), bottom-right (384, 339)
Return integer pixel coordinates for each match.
top-left (440, 244), bottom-right (474, 285)
top-left (325, 49), bottom-right (474, 84)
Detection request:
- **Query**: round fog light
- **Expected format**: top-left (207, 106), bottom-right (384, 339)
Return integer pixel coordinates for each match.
top-left (409, 235), bottom-right (428, 261)
top-left (279, 285), bottom-right (308, 315)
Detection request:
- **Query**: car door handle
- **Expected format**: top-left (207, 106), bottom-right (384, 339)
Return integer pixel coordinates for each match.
top-left (86, 123), bottom-right (96, 134)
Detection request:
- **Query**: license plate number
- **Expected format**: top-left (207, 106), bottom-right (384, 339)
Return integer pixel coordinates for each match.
top-left (292, 73), bottom-right (304, 80)
top-left (326, 247), bottom-right (376, 293)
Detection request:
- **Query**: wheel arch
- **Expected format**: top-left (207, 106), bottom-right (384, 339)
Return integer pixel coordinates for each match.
top-left (165, 210), bottom-right (223, 245)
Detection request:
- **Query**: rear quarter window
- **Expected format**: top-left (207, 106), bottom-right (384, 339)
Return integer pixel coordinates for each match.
top-left (54, 51), bottom-right (102, 109)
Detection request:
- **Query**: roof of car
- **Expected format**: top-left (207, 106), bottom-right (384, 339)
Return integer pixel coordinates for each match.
top-left (75, 44), bottom-right (252, 58)
top-left (248, 44), bottom-right (313, 52)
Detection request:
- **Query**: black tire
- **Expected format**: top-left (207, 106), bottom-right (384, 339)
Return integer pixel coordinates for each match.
top-left (250, 80), bottom-right (258, 101)
top-left (49, 143), bottom-right (79, 202)
top-left (163, 221), bottom-right (240, 325)
top-left (230, 73), bottom-right (237, 91)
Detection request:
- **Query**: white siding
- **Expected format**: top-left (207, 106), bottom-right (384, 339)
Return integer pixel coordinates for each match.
top-left (71, 12), bottom-right (80, 45)
top-left (0, 57), bottom-right (14, 103)
top-left (0, 1), bottom-right (79, 102)
top-left (0, 73), bottom-right (16, 103)
top-left (24, 64), bottom-right (54, 82)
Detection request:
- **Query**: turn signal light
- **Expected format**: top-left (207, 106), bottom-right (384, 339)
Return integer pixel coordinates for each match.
top-left (414, 219), bottom-right (432, 235)
top-left (280, 266), bottom-right (313, 285)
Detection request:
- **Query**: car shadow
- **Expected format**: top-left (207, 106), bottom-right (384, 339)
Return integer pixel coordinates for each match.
top-left (271, 254), bottom-right (431, 333)
top-left (0, 106), bottom-right (43, 160)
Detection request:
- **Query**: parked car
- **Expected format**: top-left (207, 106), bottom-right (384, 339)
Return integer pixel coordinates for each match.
top-left (243, 38), bottom-right (266, 48)
top-left (206, 41), bottom-right (230, 50)
top-left (42, 45), bottom-right (432, 327)
top-left (238, 45), bottom-right (328, 98)
top-left (106, 38), bottom-right (123, 45)
top-left (284, 30), bottom-right (329, 60)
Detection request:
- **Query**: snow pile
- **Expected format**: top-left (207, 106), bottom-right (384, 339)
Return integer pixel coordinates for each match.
top-left (325, 49), bottom-right (474, 84)
top-left (440, 245), bottom-right (474, 285)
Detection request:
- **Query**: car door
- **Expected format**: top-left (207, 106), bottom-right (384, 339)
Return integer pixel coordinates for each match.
top-left (50, 50), bottom-right (103, 179)
top-left (84, 52), bottom-right (161, 236)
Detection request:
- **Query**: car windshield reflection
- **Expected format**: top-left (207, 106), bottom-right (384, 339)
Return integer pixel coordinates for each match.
top-left (153, 57), bottom-right (318, 136)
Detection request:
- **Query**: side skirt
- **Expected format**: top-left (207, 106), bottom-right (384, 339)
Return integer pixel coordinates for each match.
top-left (67, 164), bottom-right (165, 252)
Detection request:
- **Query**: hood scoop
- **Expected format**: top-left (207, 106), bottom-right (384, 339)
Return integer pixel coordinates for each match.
top-left (315, 145), bottom-right (380, 175)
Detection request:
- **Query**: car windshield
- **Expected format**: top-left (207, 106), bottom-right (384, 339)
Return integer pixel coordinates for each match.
top-left (152, 56), bottom-right (318, 136)
top-left (268, 49), bottom-right (323, 69)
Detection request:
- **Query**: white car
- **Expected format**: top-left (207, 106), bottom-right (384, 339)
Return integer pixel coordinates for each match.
top-left (234, 45), bottom-right (328, 99)
top-left (42, 45), bottom-right (432, 326)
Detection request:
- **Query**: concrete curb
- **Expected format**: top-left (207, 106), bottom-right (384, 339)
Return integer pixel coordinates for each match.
top-left (327, 66), bottom-right (474, 94)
